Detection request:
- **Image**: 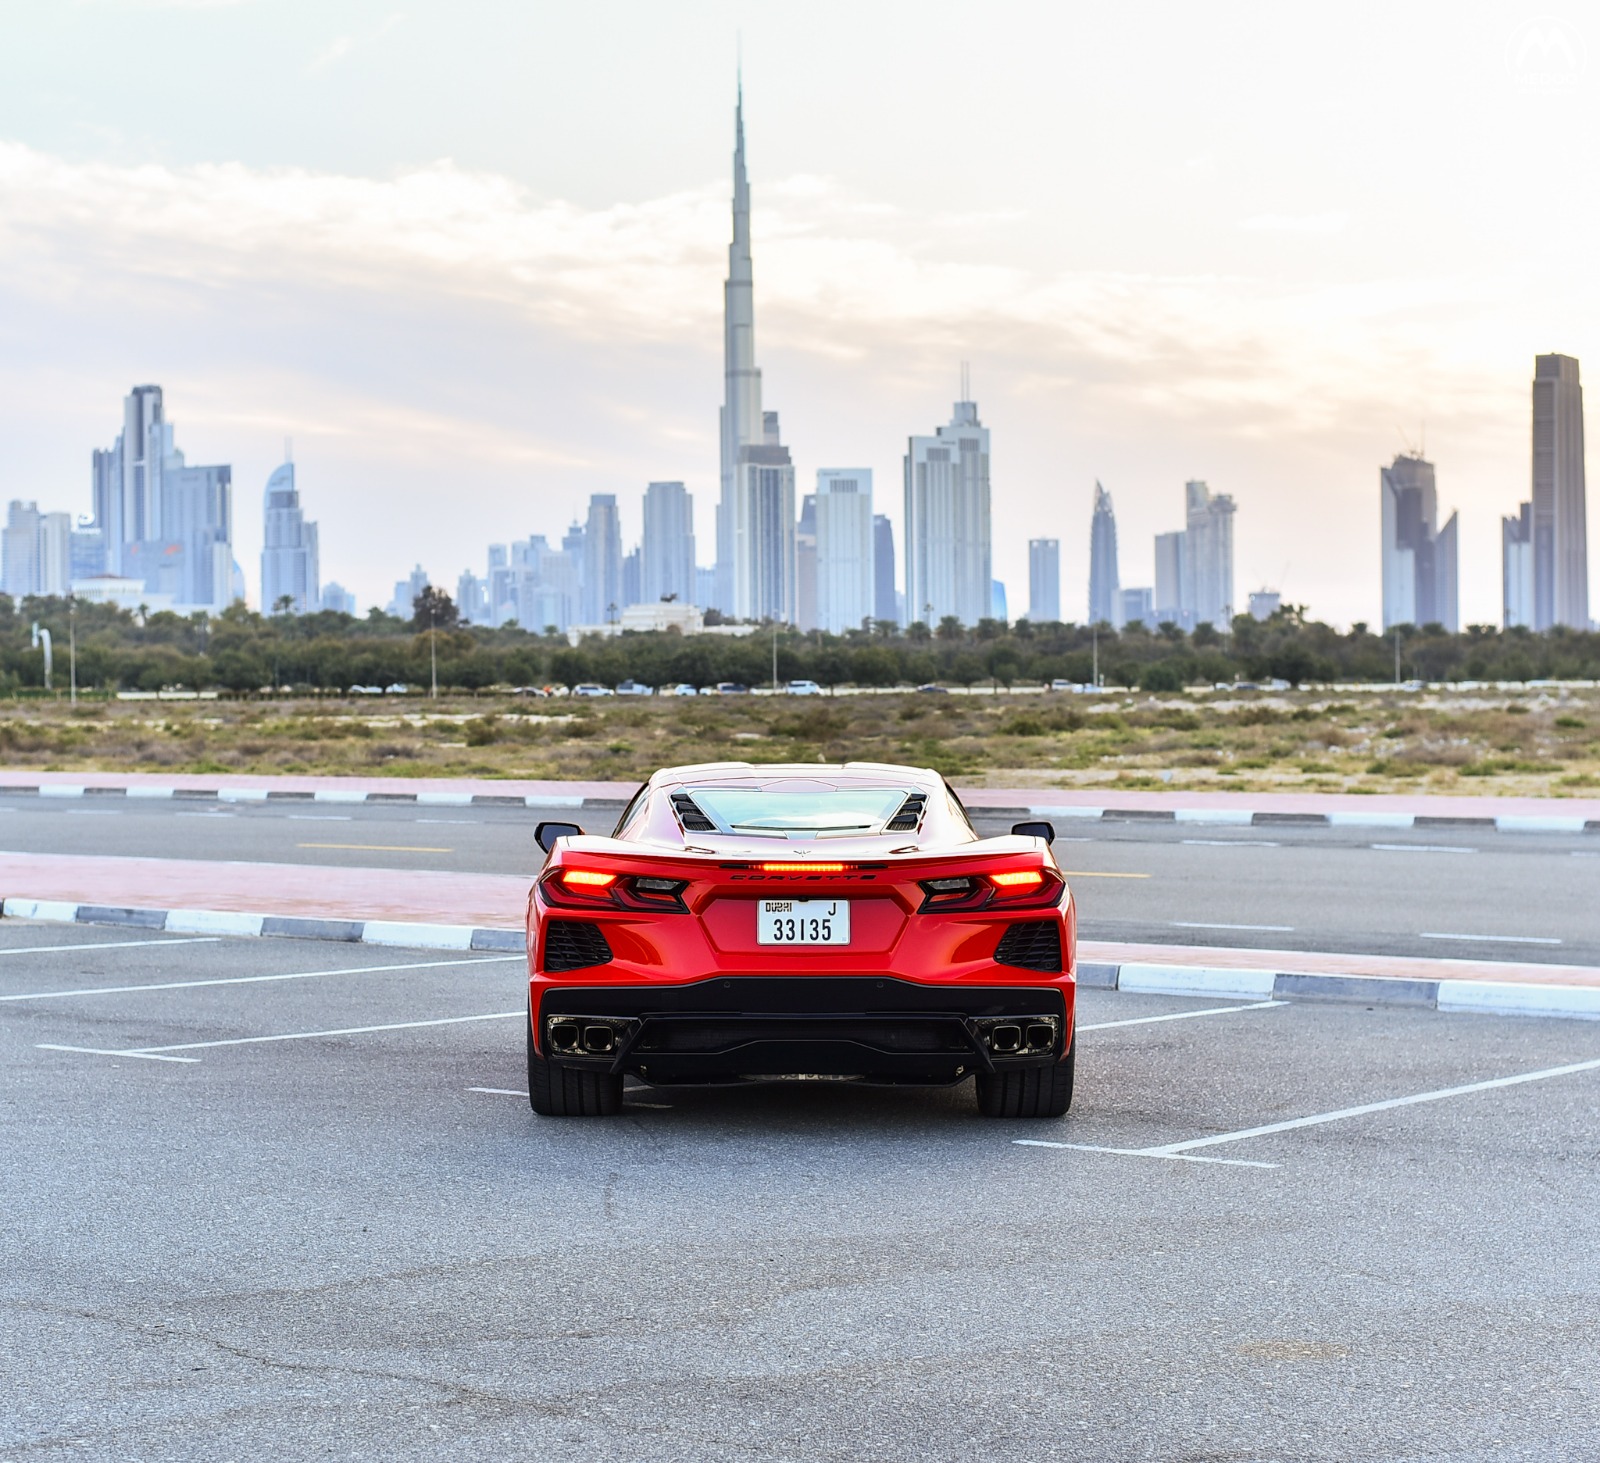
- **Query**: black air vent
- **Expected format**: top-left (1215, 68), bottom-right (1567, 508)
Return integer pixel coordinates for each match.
top-left (543, 921), bottom-right (614, 973)
top-left (670, 792), bottom-right (717, 833)
top-left (885, 793), bottom-right (927, 833)
top-left (994, 921), bottom-right (1062, 973)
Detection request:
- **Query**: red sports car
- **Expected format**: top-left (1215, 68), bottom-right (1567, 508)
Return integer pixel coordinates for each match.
top-left (525, 761), bottom-right (1076, 1118)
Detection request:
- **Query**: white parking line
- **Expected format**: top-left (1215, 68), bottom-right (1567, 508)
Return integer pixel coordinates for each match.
top-left (0, 937), bottom-right (221, 958)
top-left (1142, 1055), bottom-right (1600, 1157)
top-left (1181, 839), bottom-right (1280, 848)
top-left (1170, 921), bottom-right (1294, 932)
top-left (1372, 843), bottom-right (1475, 854)
top-left (1018, 1054), bottom-right (1600, 1167)
top-left (1418, 932), bottom-right (1561, 946)
top-left (1079, 1000), bottom-right (1284, 1032)
top-left (288, 814), bottom-right (352, 821)
top-left (40, 1010), bottom-right (524, 1060)
top-left (176, 811), bottom-right (234, 818)
top-left (65, 809), bottom-right (121, 816)
top-left (2, 954), bottom-right (522, 1003)
top-left (37, 1044), bottom-right (200, 1064)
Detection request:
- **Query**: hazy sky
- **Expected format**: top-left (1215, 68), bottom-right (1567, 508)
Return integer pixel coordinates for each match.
top-left (2, 0), bottom-right (1596, 624)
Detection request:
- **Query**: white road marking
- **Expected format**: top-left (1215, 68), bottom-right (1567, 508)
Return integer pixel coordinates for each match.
top-left (1418, 932), bottom-right (1561, 946)
top-left (1574, 851), bottom-right (1600, 858)
top-left (1371, 843), bottom-right (1475, 854)
top-left (416, 819), bottom-right (475, 825)
top-left (0, 937), bottom-right (221, 957)
top-left (1170, 921), bottom-right (1294, 932)
top-left (287, 814), bottom-right (352, 821)
top-left (65, 809), bottom-right (121, 816)
top-left (1141, 1055), bottom-right (1600, 1157)
top-left (1013, 1140), bottom-right (1277, 1170)
top-left (1079, 1000), bottom-right (1284, 1032)
top-left (1, 954), bottom-right (522, 1003)
top-left (41, 1010), bottom-right (525, 1060)
top-left (1181, 839), bottom-right (1280, 848)
top-left (468, 1086), bottom-right (529, 1097)
top-left (176, 811), bottom-right (234, 818)
top-left (37, 1044), bottom-right (200, 1063)
top-left (468, 1085), bottom-right (671, 1109)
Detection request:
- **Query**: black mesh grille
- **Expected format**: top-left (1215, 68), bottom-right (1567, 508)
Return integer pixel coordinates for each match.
top-left (885, 793), bottom-right (927, 832)
top-left (543, 921), bottom-right (613, 972)
top-left (671, 792), bottom-right (717, 833)
top-left (994, 920), bottom-right (1062, 973)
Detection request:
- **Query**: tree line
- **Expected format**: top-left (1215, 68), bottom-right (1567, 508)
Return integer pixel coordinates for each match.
top-left (1, 592), bottom-right (1596, 696)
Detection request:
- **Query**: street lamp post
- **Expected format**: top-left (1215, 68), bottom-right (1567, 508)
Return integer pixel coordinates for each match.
top-left (68, 598), bottom-right (77, 705)
top-left (429, 603), bottom-right (438, 699)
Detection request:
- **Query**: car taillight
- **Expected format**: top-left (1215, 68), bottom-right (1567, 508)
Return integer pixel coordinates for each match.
top-left (541, 868), bottom-right (620, 908)
top-left (917, 868), bottom-right (1063, 911)
top-left (625, 876), bottom-right (689, 911)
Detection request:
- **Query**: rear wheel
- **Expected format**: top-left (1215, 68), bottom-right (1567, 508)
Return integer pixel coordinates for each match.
top-left (527, 1002), bottom-right (623, 1117)
top-left (975, 1038), bottom-right (1075, 1118)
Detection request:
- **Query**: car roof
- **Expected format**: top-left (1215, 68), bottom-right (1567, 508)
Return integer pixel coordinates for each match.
top-left (645, 761), bottom-right (947, 793)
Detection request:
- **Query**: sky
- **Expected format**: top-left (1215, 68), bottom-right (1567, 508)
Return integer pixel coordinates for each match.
top-left (1, 0), bottom-right (1596, 626)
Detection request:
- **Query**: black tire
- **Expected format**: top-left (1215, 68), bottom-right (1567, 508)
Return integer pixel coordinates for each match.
top-left (527, 1004), bottom-right (623, 1117)
top-left (975, 1039), bottom-right (1075, 1118)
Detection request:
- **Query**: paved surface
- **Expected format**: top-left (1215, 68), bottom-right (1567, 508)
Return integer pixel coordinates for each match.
top-left (3, 921), bottom-right (1598, 1460)
top-left (2, 791), bottom-right (1596, 965)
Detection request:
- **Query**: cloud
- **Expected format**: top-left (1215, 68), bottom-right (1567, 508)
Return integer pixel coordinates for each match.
top-left (1238, 210), bottom-right (1351, 234)
top-left (306, 36), bottom-right (355, 73)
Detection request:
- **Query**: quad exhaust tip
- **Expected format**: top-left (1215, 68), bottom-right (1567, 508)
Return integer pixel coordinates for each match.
top-left (979, 1016), bottom-right (1058, 1056)
top-left (548, 1016), bottom-right (631, 1056)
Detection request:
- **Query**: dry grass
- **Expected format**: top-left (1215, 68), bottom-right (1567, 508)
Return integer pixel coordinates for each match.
top-left (2, 688), bottom-right (1598, 796)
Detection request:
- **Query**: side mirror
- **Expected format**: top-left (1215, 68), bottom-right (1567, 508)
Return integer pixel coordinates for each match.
top-left (535, 821), bottom-right (583, 854)
top-left (1011, 820), bottom-right (1056, 846)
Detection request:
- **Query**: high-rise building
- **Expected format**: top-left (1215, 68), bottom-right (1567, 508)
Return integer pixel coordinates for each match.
top-left (815, 470), bottom-right (874, 635)
top-left (320, 582), bottom-right (357, 616)
top-left (1120, 586), bottom-right (1154, 628)
top-left (388, 565), bottom-right (429, 619)
top-left (36, 512), bottom-right (71, 596)
top-left (621, 548), bottom-right (642, 610)
top-left (2, 502), bottom-right (41, 598)
top-left (1248, 589), bottom-right (1282, 622)
top-left (1380, 455), bottom-right (1457, 631)
top-left (716, 80), bottom-right (767, 616)
top-left (455, 570), bottom-right (487, 623)
top-left (872, 515), bottom-right (898, 627)
top-left (580, 495), bottom-right (623, 625)
top-left (734, 411), bottom-right (796, 622)
top-left (91, 385), bottom-right (235, 611)
top-left (1183, 480), bottom-right (1237, 629)
top-left (1154, 531), bottom-right (1186, 628)
top-left (990, 580), bottom-right (1008, 623)
top-left (641, 481), bottom-right (696, 605)
top-left (1028, 538), bottom-right (1060, 623)
top-left (795, 492), bottom-right (818, 631)
top-left (1503, 502), bottom-right (1535, 629)
top-left (259, 462), bottom-right (319, 615)
top-left (1531, 354), bottom-right (1589, 629)
top-left (904, 395), bottom-right (991, 629)
top-left (1088, 482), bottom-right (1120, 625)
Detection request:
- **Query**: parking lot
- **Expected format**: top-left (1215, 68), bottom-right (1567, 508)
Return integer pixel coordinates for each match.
top-left (4, 921), bottom-right (1599, 1461)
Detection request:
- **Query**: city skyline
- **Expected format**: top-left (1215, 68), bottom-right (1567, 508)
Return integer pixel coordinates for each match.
top-left (0, 5), bottom-right (1596, 627)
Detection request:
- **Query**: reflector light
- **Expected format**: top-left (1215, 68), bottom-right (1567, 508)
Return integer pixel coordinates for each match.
top-left (561, 869), bottom-right (618, 888)
top-left (990, 870), bottom-right (1045, 889)
top-left (757, 862), bottom-right (848, 873)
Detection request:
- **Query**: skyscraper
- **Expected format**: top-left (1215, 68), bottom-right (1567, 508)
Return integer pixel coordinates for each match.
top-left (904, 392), bottom-right (991, 628)
top-left (1380, 454), bottom-right (1458, 631)
top-left (259, 462), bottom-right (319, 615)
top-left (815, 469), bottom-right (874, 635)
top-left (872, 515), bottom-right (898, 627)
top-left (641, 481), bottom-right (696, 605)
top-left (733, 412), bottom-right (795, 622)
top-left (1183, 480), bottom-right (1237, 629)
top-left (92, 385), bottom-right (235, 611)
top-left (795, 493), bottom-right (818, 631)
top-left (1531, 354), bottom-right (1589, 629)
top-left (1, 502), bottom-right (41, 598)
top-left (580, 494), bottom-right (622, 625)
top-left (1503, 502), bottom-right (1534, 629)
top-left (1028, 538), bottom-right (1060, 623)
top-left (716, 79), bottom-right (766, 616)
top-left (1120, 587), bottom-right (1155, 628)
top-left (1088, 482), bottom-right (1120, 625)
top-left (1154, 531), bottom-right (1186, 627)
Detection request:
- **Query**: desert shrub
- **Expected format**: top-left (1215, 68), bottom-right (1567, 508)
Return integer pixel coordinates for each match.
top-left (999, 715), bottom-right (1048, 736)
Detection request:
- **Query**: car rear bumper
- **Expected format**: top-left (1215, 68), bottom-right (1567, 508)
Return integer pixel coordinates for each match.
top-left (532, 976), bottom-right (1073, 1087)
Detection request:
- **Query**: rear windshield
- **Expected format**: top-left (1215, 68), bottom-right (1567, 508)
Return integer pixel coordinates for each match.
top-left (691, 786), bottom-right (910, 835)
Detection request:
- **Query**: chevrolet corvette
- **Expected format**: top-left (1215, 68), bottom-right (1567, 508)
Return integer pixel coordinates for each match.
top-left (525, 761), bottom-right (1076, 1118)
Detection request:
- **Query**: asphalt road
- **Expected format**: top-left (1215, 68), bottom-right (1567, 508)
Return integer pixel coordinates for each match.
top-left (3, 921), bottom-right (1598, 1460)
top-left (2, 792), bottom-right (1597, 965)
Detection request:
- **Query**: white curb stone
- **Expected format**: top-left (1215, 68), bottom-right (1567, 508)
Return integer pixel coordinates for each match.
top-left (359, 920), bottom-right (478, 950)
top-left (164, 909), bottom-right (267, 937)
top-left (1436, 980), bottom-right (1600, 1020)
top-left (1173, 808), bottom-right (1255, 825)
top-left (1328, 811), bottom-right (1417, 829)
top-left (39, 786), bottom-right (87, 798)
top-left (3, 898), bottom-right (81, 921)
top-left (416, 792), bottom-right (474, 807)
top-left (1116, 964), bottom-right (1279, 1000)
top-left (125, 786), bottom-right (176, 798)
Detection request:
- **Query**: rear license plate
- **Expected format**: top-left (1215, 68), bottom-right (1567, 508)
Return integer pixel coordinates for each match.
top-left (757, 899), bottom-right (850, 945)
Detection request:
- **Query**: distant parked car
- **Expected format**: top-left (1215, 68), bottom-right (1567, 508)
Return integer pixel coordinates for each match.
top-left (571, 684), bottom-right (615, 698)
top-left (349, 684), bottom-right (384, 696)
top-left (1049, 679), bottom-right (1081, 692)
top-left (666, 683), bottom-right (699, 697)
top-left (916, 683), bottom-right (949, 695)
top-left (616, 680), bottom-right (654, 696)
top-left (510, 686), bottom-right (552, 698)
top-left (384, 683), bottom-right (411, 694)
top-left (714, 681), bottom-right (750, 695)
top-left (784, 679), bottom-right (822, 696)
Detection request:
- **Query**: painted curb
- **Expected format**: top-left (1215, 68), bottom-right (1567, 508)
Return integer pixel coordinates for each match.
top-left (4, 896), bottom-right (1598, 1023)
top-left (0, 785), bottom-right (613, 811)
top-left (1028, 804), bottom-right (1600, 834)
